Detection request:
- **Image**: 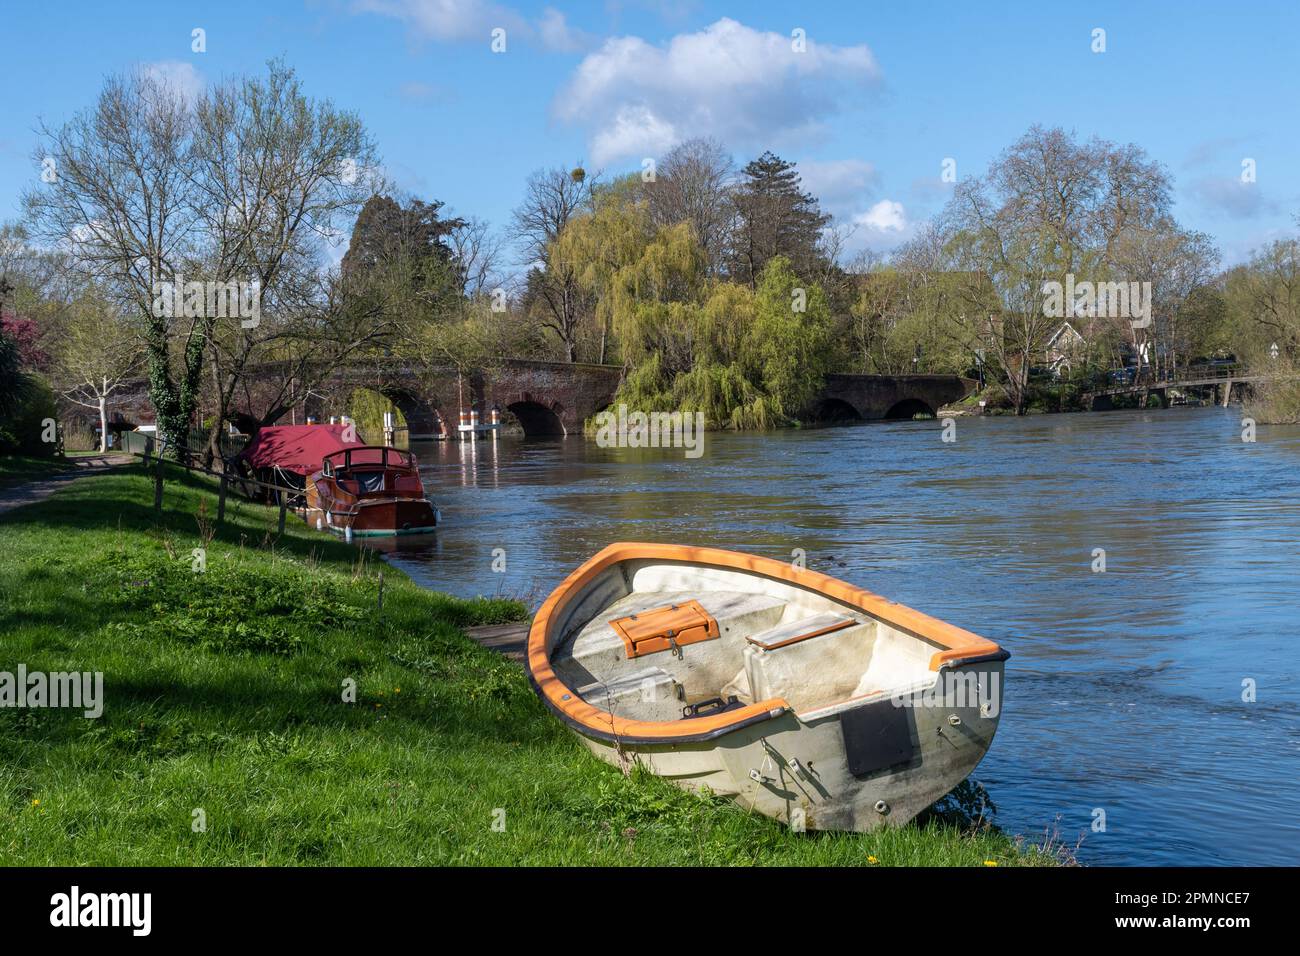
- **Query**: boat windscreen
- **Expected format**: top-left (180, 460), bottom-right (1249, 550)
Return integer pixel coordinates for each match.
top-left (325, 447), bottom-right (416, 470)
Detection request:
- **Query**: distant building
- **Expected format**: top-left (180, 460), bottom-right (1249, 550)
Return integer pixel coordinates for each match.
top-left (1044, 321), bottom-right (1087, 377)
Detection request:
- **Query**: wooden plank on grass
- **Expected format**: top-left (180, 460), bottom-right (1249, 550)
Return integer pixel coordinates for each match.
top-left (463, 622), bottom-right (529, 663)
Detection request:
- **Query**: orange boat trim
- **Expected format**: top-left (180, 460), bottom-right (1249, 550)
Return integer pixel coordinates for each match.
top-left (525, 543), bottom-right (1006, 744)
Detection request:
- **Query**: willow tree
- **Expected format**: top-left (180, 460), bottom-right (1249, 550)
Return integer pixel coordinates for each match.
top-left (554, 177), bottom-right (658, 366)
top-left (741, 256), bottom-right (833, 420)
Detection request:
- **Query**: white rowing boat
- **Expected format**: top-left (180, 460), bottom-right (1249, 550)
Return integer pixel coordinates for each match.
top-left (526, 543), bottom-right (1009, 831)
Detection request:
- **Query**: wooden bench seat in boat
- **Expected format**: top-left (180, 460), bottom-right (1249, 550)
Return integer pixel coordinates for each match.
top-left (745, 610), bottom-right (857, 650)
top-left (732, 610), bottom-right (940, 715)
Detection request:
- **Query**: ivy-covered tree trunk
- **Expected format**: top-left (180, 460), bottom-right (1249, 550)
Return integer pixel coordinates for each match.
top-left (146, 312), bottom-right (208, 462)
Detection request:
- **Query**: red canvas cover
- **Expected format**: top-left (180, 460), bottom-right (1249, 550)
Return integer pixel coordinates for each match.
top-left (237, 424), bottom-right (364, 476)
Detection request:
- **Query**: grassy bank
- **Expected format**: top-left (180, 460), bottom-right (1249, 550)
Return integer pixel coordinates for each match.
top-left (0, 461), bottom-right (1056, 865)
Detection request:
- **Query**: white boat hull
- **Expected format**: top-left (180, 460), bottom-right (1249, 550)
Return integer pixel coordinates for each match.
top-left (527, 544), bottom-right (1008, 832)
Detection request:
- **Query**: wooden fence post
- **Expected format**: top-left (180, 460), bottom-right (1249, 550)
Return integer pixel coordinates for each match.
top-left (277, 491), bottom-right (287, 536)
top-left (153, 456), bottom-right (164, 514)
top-left (217, 466), bottom-right (229, 524)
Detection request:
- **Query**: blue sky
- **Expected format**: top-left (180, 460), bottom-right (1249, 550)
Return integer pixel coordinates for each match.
top-left (1, 0), bottom-right (1296, 267)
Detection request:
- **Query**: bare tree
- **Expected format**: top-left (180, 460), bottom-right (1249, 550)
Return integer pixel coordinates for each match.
top-left (511, 167), bottom-right (597, 362)
top-left (188, 61), bottom-right (382, 462)
top-left (646, 137), bottom-right (734, 274)
top-left (449, 215), bottom-right (507, 299)
top-left (1110, 221), bottom-right (1218, 375)
top-left (511, 166), bottom-right (595, 264)
top-left (26, 61), bottom-right (386, 462)
top-left (47, 286), bottom-right (144, 452)
top-left (24, 68), bottom-right (203, 450)
top-left (936, 126), bottom-right (1176, 413)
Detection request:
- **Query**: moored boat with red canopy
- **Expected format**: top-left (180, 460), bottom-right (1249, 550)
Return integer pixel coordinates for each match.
top-left (236, 424), bottom-right (365, 499)
top-left (305, 446), bottom-right (438, 536)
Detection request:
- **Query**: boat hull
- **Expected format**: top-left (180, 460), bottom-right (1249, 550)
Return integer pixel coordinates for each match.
top-left (571, 660), bottom-right (1004, 831)
top-left (325, 498), bottom-right (437, 536)
top-left (526, 543), bottom-right (1008, 832)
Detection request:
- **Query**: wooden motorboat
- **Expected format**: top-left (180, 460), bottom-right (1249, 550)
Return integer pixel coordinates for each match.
top-left (305, 446), bottom-right (438, 536)
top-left (526, 543), bottom-right (1009, 832)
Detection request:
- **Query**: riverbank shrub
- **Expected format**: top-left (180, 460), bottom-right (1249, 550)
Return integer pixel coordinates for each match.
top-left (1245, 374), bottom-right (1300, 423)
top-left (0, 375), bottom-right (59, 456)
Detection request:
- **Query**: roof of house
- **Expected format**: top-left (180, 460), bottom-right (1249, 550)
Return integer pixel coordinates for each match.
top-left (1046, 321), bottom-right (1086, 349)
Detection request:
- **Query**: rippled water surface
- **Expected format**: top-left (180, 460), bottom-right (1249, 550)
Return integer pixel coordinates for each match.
top-left (379, 406), bottom-right (1300, 865)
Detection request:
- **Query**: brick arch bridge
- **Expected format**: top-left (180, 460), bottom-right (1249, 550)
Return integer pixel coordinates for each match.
top-left (314, 359), bottom-right (625, 439)
top-left (812, 374), bottom-right (978, 421)
top-left (77, 362), bottom-right (976, 440)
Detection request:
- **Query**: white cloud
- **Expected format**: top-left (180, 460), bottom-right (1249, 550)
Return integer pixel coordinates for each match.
top-left (831, 199), bottom-right (914, 257)
top-left (555, 18), bottom-right (881, 165)
top-left (355, 0), bottom-right (592, 51)
top-left (1188, 176), bottom-right (1277, 220)
top-left (854, 199), bottom-right (907, 234)
top-left (1218, 225), bottom-right (1294, 267)
top-left (398, 80), bottom-right (455, 103)
top-left (537, 7), bottom-right (594, 52)
top-left (909, 175), bottom-right (952, 201)
top-left (589, 105), bottom-right (679, 169)
top-left (142, 60), bottom-right (204, 103)
top-left (798, 159), bottom-right (879, 216)
top-left (1181, 135), bottom-right (1252, 171)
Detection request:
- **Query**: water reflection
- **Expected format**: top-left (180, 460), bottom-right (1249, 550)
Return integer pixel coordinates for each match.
top-left (374, 407), bottom-right (1300, 865)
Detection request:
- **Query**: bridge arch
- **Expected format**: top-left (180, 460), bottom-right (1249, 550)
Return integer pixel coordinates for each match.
top-left (808, 398), bottom-right (863, 423)
top-left (507, 399), bottom-right (567, 438)
top-left (346, 387), bottom-right (407, 445)
top-left (883, 398), bottom-right (936, 420)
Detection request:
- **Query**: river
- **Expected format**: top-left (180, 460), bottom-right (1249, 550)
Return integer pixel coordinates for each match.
top-left (378, 406), bottom-right (1300, 866)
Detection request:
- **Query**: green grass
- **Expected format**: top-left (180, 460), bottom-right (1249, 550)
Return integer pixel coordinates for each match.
top-left (0, 454), bottom-right (72, 490)
top-left (0, 461), bottom-right (1057, 865)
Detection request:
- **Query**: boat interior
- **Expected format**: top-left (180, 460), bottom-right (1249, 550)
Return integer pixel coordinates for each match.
top-left (320, 447), bottom-right (425, 498)
top-left (550, 559), bottom-right (943, 722)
